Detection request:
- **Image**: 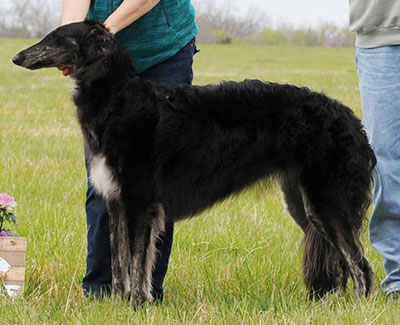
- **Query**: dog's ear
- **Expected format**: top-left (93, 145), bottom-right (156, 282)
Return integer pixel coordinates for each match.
top-left (87, 23), bottom-right (113, 52)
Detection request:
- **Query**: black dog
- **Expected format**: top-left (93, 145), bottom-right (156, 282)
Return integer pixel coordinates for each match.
top-left (13, 20), bottom-right (376, 305)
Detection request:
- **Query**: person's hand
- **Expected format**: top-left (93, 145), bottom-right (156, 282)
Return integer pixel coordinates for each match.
top-left (102, 0), bottom-right (161, 36)
top-left (58, 66), bottom-right (71, 76)
top-left (103, 20), bottom-right (118, 35)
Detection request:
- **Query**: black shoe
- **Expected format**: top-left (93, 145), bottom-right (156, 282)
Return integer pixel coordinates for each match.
top-left (387, 291), bottom-right (400, 300)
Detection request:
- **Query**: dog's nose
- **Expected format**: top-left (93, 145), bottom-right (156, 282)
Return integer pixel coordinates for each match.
top-left (12, 54), bottom-right (21, 65)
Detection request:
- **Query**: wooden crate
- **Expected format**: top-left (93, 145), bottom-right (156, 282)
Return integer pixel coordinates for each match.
top-left (0, 237), bottom-right (27, 296)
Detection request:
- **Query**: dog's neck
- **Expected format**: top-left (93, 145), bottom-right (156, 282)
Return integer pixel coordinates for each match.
top-left (74, 48), bottom-right (136, 87)
top-left (72, 47), bottom-right (143, 154)
top-left (72, 45), bottom-right (139, 111)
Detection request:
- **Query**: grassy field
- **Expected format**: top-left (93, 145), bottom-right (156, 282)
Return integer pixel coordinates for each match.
top-left (1, 39), bottom-right (398, 324)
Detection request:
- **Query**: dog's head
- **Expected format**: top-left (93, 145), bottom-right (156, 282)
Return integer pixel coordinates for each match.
top-left (12, 20), bottom-right (118, 76)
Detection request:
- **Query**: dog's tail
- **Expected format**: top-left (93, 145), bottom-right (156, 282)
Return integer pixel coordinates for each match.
top-left (302, 226), bottom-right (349, 299)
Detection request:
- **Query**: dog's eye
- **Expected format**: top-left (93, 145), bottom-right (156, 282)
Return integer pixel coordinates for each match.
top-left (66, 37), bottom-right (79, 48)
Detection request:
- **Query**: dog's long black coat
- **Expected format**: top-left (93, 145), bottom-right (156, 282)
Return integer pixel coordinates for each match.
top-left (13, 20), bottom-right (376, 305)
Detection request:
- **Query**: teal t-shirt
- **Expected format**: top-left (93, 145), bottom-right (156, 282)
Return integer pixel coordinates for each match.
top-left (88, 0), bottom-right (198, 73)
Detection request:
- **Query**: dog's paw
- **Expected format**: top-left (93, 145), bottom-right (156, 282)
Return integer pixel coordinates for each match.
top-left (130, 292), bottom-right (154, 308)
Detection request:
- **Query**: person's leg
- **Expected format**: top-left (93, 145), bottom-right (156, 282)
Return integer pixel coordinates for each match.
top-left (356, 46), bottom-right (400, 296)
top-left (82, 39), bottom-right (197, 300)
top-left (139, 38), bottom-right (197, 85)
top-left (82, 154), bottom-right (112, 296)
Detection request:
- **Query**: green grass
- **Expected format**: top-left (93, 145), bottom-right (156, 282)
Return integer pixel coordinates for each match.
top-left (1, 39), bottom-right (398, 324)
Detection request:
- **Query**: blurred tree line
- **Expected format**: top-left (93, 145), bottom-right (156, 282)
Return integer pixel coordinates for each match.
top-left (193, 0), bottom-right (354, 47)
top-left (0, 0), bottom-right (61, 38)
top-left (0, 0), bottom-right (354, 47)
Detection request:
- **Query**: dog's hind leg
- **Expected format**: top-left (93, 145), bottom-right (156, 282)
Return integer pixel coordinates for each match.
top-left (128, 203), bottom-right (166, 306)
top-left (300, 188), bottom-right (372, 298)
top-left (317, 193), bottom-right (373, 297)
top-left (107, 199), bottom-right (131, 299)
top-left (302, 222), bottom-right (350, 299)
top-left (330, 224), bottom-right (372, 297)
top-left (280, 175), bottom-right (349, 298)
top-left (280, 174), bottom-right (309, 232)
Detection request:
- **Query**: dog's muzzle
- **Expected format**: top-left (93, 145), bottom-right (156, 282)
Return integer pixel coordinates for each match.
top-left (12, 46), bottom-right (62, 70)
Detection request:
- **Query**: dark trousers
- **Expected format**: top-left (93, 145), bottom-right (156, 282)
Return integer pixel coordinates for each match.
top-left (82, 39), bottom-right (197, 299)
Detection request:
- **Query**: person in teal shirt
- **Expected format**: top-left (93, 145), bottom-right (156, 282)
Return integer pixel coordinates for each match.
top-left (61, 0), bottom-right (198, 301)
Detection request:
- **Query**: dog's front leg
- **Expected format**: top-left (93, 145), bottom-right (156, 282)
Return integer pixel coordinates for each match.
top-left (129, 203), bottom-right (166, 306)
top-left (107, 199), bottom-right (131, 299)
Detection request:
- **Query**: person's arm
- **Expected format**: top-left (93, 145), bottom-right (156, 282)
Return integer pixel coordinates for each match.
top-left (104, 0), bottom-right (160, 35)
top-left (61, 0), bottom-right (91, 25)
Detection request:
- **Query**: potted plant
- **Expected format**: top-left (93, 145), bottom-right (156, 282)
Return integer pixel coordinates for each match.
top-left (0, 193), bottom-right (27, 297)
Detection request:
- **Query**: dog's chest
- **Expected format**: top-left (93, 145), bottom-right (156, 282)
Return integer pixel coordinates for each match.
top-left (90, 154), bottom-right (120, 201)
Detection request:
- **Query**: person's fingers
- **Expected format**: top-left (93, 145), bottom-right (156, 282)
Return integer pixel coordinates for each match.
top-left (62, 68), bottom-right (71, 76)
top-left (58, 66), bottom-right (71, 76)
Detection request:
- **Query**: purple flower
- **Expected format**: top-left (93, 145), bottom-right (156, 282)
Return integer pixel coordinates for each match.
top-left (0, 193), bottom-right (17, 209)
top-left (0, 230), bottom-right (9, 237)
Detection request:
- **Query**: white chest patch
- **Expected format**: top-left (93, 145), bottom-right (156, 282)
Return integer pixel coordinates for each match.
top-left (90, 155), bottom-right (120, 200)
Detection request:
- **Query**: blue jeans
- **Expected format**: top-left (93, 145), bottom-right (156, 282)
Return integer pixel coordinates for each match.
top-left (82, 39), bottom-right (197, 299)
top-left (356, 46), bottom-right (400, 295)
